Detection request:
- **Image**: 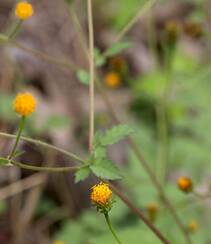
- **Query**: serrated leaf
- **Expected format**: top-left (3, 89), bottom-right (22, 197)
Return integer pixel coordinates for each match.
top-left (104, 42), bottom-right (132, 57)
top-left (94, 146), bottom-right (106, 159)
top-left (100, 125), bottom-right (134, 146)
top-left (76, 69), bottom-right (90, 85)
top-left (93, 131), bottom-right (103, 148)
top-left (75, 166), bottom-right (90, 183)
top-left (90, 159), bottom-right (121, 180)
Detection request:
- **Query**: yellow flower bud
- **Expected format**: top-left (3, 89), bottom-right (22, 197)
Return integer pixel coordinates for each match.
top-left (177, 176), bottom-right (193, 193)
top-left (147, 202), bottom-right (159, 222)
top-left (15, 2), bottom-right (34, 20)
top-left (164, 20), bottom-right (181, 43)
top-left (14, 92), bottom-right (36, 116)
top-left (188, 220), bottom-right (198, 233)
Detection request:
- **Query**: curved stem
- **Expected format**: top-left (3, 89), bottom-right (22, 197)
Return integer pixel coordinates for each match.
top-left (110, 183), bottom-right (170, 244)
top-left (0, 132), bottom-right (85, 164)
top-left (87, 0), bottom-right (95, 151)
top-left (97, 82), bottom-right (192, 244)
top-left (8, 20), bottom-right (23, 39)
top-left (1, 157), bottom-right (79, 173)
top-left (8, 116), bottom-right (25, 160)
top-left (156, 101), bottom-right (168, 185)
top-left (104, 212), bottom-right (122, 244)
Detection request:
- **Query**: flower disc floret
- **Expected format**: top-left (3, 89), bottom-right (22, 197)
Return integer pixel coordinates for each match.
top-left (15, 2), bottom-right (34, 20)
top-left (14, 93), bottom-right (36, 116)
top-left (91, 182), bottom-right (112, 207)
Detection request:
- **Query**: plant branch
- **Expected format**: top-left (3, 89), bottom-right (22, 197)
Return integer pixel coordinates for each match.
top-left (110, 183), bottom-right (170, 244)
top-left (87, 0), bottom-right (95, 151)
top-left (97, 82), bottom-right (192, 244)
top-left (1, 157), bottom-right (79, 173)
top-left (0, 132), bottom-right (85, 164)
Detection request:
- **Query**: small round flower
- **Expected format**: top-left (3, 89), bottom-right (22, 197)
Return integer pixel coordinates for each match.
top-left (13, 92), bottom-right (36, 116)
top-left (177, 176), bottom-right (193, 193)
top-left (188, 220), bottom-right (198, 233)
top-left (104, 72), bottom-right (121, 88)
top-left (15, 1), bottom-right (34, 20)
top-left (91, 182), bottom-right (112, 207)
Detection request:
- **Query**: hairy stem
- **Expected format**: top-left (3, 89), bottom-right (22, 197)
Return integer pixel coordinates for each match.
top-left (0, 132), bottom-right (85, 164)
top-left (104, 212), bottom-right (122, 244)
top-left (8, 116), bottom-right (25, 160)
top-left (8, 20), bottom-right (23, 39)
top-left (87, 0), bottom-right (95, 151)
top-left (1, 158), bottom-right (79, 173)
top-left (110, 183), bottom-right (170, 244)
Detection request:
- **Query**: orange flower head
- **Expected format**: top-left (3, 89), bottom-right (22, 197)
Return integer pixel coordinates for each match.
top-left (14, 92), bottom-right (36, 116)
top-left (104, 72), bottom-right (121, 88)
top-left (177, 176), bottom-right (193, 193)
top-left (91, 182), bottom-right (112, 207)
top-left (15, 1), bottom-right (34, 20)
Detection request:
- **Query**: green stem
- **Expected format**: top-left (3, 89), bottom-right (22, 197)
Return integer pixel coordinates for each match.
top-left (156, 42), bottom-right (175, 185)
top-left (8, 20), bottom-right (23, 39)
top-left (104, 212), bottom-right (122, 244)
top-left (0, 157), bottom-right (79, 173)
top-left (156, 100), bottom-right (168, 185)
top-left (8, 116), bottom-right (26, 160)
top-left (0, 132), bottom-right (85, 164)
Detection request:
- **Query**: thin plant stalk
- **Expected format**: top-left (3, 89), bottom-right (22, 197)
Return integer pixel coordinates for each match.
top-left (10, 159), bottom-right (79, 172)
top-left (0, 132), bottom-right (85, 164)
top-left (8, 116), bottom-right (25, 160)
top-left (156, 42), bottom-right (175, 185)
top-left (8, 20), bottom-right (23, 39)
top-left (104, 212), bottom-right (122, 244)
top-left (87, 0), bottom-right (95, 151)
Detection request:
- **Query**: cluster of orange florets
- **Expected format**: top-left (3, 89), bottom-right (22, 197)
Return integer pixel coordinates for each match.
top-left (91, 182), bottom-right (112, 207)
top-left (14, 92), bottom-right (36, 116)
top-left (15, 1), bottom-right (33, 20)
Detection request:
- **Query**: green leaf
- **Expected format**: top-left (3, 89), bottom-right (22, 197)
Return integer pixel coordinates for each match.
top-left (90, 159), bottom-right (121, 180)
top-left (104, 42), bottom-right (132, 57)
top-left (100, 125), bottom-right (134, 146)
top-left (94, 48), bottom-right (106, 67)
top-left (93, 131), bottom-right (102, 148)
top-left (94, 146), bottom-right (106, 159)
top-left (75, 166), bottom-right (90, 183)
top-left (76, 69), bottom-right (90, 85)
